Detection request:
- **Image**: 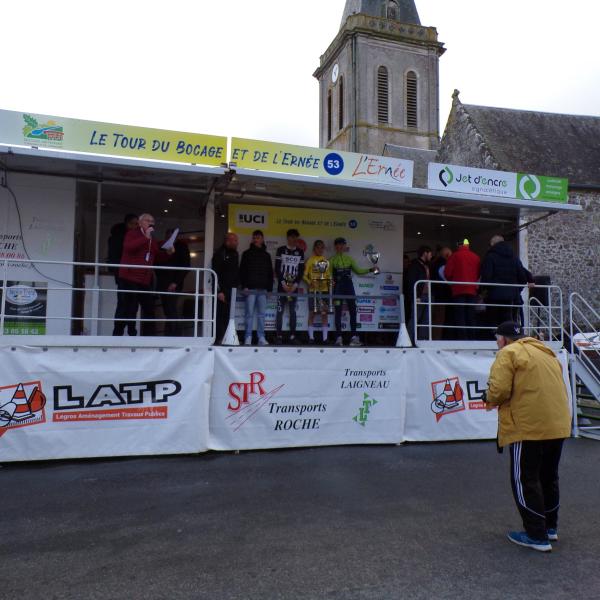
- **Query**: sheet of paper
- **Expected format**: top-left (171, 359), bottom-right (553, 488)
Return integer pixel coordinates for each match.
top-left (161, 228), bottom-right (179, 250)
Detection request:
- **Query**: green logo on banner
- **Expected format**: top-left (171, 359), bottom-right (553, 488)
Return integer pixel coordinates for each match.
top-left (353, 392), bottom-right (379, 427)
top-left (22, 114), bottom-right (64, 145)
top-left (517, 173), bottom-right (568, 203)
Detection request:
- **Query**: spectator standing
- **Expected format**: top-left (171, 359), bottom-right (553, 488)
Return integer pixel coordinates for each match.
top-left (113, 214), bottom-right (173, 336)
top-left (444, 239), bottom-right (481, 340)
top-left (430, 246), bottom-right (452, 340)
top-left (156, 229), bottom-right (191, 336)
top-left (211, 233), bottom-right (240, 344)
top-left (484, 321), bottom-right (571, 552)
top-left (406, 246), bottom-right (433, 343)
top-left (480, 235), bottom-right (529, 333)
top-left (108, 214), bottom-right (138, 336)
top-left (330, 237), bottom-right (375, 347)
top-left (240, 230), bottom-right (273, 346)
top-left (274, 229), bottom-right (305, 344)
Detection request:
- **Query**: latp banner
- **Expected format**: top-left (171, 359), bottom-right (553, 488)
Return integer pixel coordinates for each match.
top-left (209, 348), bottom-right (406, 450)
top-left (0, 109), bottom-right (227, 166)
top-left (0, 347), bottom-right (213, 462)
top-left (231, 138), bottom-right (414, 187)
top-left (403, 349), bottom-right (572, 442)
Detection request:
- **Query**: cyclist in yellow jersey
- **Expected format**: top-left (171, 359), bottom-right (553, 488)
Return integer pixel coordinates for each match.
top-left (304, 240), bottom-right (332, 344)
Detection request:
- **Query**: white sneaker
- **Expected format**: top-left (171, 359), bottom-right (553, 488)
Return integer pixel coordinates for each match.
top-left (244, 337), bottom-right (252, 345)
top-left (258, 338), bottom-right (269, 346)
top-left (349, 336), bottom-right (362, 347)
top-left (334, 336), bottom-right (344, 347)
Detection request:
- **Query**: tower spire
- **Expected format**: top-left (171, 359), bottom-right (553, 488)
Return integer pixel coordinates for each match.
top-left (340, 0), bottom-right (421, 28)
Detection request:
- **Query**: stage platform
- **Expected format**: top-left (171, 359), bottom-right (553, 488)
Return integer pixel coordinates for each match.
top-left (0, 345), bottom-right (572, 463)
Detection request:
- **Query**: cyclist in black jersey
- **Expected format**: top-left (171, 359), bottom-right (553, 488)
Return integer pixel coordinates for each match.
top-left (275, 229), bottom-right (305, 344)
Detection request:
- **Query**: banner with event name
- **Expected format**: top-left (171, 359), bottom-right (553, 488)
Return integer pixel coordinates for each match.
top-left (209, 348), bottom-right (406, 450)
top-left (231, 138), bottom-right (414, 187)
top-left (0, 109), bottom-right (227, 166)
top-left (229, 204), bottom-right (404, 333)
top-left (428, 163), bottom-right (568, 203)
top-left (0, 347), bottom-right (213, 462)
top-left (403, 349), bottom-right (572, 442)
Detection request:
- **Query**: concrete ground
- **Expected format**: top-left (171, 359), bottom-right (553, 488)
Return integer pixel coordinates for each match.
top-left (1, 439), bottom-right (599, 600)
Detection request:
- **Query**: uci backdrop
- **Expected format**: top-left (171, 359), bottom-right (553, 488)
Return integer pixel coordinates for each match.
top-left (228, 204), bottom-right (404, 333)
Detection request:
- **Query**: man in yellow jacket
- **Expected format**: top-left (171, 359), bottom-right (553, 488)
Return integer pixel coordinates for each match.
top-left (485, 321), bottom-right (571, 553)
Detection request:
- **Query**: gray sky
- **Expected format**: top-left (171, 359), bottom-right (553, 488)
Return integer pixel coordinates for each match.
top-left (2, 0), bottom-right (599, 148)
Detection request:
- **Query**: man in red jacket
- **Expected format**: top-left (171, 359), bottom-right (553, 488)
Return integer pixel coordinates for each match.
top-left (113, 213), bottom-right (173, 336)
top-left (444, 239), bottom-right (480, 340)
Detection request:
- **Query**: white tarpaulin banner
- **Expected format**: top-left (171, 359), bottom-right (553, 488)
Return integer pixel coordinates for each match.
top-left (404, 349), bottom-right (572, 442)
top-left (0, 347), bottom-right (213, 462)
top-left (209, 348), bottom-right (406, 450)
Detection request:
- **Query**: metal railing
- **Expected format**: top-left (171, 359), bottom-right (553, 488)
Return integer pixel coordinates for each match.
top-left (0, 258), bottom-right (218, 345)
top-left (569, 293), bottom-right (600, 438)
top-left (411, 280), bottom-right (564, 348)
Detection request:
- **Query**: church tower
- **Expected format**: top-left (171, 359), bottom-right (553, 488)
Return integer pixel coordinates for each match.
top-left (314, 0), bottom-right (445, 154)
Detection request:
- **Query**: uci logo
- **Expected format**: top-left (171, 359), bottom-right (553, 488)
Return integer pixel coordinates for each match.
top-left (236, 212), bottom-right (268, 227)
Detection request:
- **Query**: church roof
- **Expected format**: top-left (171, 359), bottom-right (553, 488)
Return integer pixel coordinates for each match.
top-left (462, 103), bottom-right (600, 187)
top-left (341, 0), bottom-right (421, 28)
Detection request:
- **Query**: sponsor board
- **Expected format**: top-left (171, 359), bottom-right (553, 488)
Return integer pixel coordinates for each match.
top-left (0, 109), bottom-right (226, 167)
top-left (0, 347), bottom-right (213, 461)
top-left (428, 163), bottom-right (568, 203)
top-left (231, 138), bottom-right (414, 187)
top-left (209, 349), bottom-right (406, 450)
top-left (229, 204), bottom-right (403, 332)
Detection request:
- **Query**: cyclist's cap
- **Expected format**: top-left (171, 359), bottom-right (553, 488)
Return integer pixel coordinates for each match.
top-left (463, 238), bottom-right (470, 246)
top-left (495, 321), bottom-right (525, 339)
top-left (334, 237), bottom-right (347, 245)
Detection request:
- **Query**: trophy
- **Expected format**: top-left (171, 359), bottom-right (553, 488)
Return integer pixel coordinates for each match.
top-left (363, 244), bottom-right (381, 275)
top-left (284, 273), bottom-right (296, 302)
top-left (313, 259), bottom-right (333, 314)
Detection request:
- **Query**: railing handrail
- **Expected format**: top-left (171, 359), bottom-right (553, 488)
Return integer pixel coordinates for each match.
top-left (0, 257), bottom-right (211, 274)
top-left (0, 257), bottom-right (218, 341)
top-left (409, 279), bottom-right (563, 347)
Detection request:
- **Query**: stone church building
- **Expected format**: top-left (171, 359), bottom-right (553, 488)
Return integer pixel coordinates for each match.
top-left (314, 0), bottom-right (600, 303)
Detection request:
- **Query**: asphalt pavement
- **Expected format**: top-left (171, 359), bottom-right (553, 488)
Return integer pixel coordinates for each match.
top-left (1, 439), bottom-right (599, 600)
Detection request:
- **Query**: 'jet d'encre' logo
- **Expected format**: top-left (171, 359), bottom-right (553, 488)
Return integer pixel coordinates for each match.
top-left (438, 166), bottom-right (454, 187)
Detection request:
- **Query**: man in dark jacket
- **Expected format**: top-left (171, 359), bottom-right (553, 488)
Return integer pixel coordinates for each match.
top-left (156, 230), bottom-right (191, 336)
top-left (480, 235), bottom-right (528, 335)
top-left (211, 233), bottom-right (240, 343)
top-left (239, 230), bottom-right (274, 346)
top-left (406, 246), bottom-right (432, 343)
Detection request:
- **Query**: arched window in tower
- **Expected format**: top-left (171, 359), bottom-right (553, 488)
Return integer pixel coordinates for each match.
top-left (387, 0), bottom-right (399, 20)
top-left (327, 89), bottom-right (332, 141)
top-left (377, 66), bottom-right (390, 124)
top-left (338, 76), bottom-right (344, 131)
top-left (406, 70), bottom-right (418, 129)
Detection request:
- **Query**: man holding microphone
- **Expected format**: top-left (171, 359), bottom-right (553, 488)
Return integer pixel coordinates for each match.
top-left (113, 213), bottom-right (173, 336)
top-left (484, 321), bottom-right (571, 552)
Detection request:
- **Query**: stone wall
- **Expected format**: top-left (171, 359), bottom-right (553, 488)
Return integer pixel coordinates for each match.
top-left (528, 191), bottom-right (600, 303)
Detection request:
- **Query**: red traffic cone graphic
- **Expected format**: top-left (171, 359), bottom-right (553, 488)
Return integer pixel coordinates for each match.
top-left (453, 381), bottom-right (464, 402)
top-left (11, 384), bottom-right (34, 420)
top-left (443, 380), bottom-right (456, 403)
top-left (28, 386), bottom-right (46, 413)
